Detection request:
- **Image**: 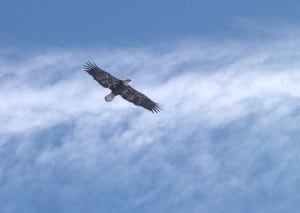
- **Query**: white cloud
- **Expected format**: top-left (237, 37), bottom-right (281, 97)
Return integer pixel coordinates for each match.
top-left (1, 37), bottom-right (300, 212)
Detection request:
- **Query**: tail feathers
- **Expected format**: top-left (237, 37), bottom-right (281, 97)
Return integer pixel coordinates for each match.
top-left (105, 93), bottom-right (116, 102)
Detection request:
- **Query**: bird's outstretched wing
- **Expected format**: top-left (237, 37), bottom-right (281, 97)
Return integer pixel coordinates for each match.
top-left (84, 61), bottom-right (121, 89)
top-left (119, 85), bottom-right (161, 113)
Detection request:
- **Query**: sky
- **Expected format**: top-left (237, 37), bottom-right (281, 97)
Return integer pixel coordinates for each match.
top-left (1, 1), bottom-right (300, 213)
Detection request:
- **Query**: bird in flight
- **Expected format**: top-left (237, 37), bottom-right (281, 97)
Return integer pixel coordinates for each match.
top-left (84, 61), bottom-right (161, 113)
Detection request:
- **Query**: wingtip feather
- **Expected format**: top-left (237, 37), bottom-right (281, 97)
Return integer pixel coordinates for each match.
top-left (151, 103), bottom-right (162, 113)
top-left (83, 61), bottom-right (98, 72)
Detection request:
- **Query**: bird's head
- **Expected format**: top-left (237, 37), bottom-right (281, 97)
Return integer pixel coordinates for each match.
top-left (123, 79), bottom-right (131, 86)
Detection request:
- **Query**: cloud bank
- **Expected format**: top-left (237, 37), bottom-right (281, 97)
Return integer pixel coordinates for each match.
top-left (1, 38), bottom-right (300, 212)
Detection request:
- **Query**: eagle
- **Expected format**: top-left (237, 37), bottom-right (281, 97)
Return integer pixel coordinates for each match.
top-left (84, 61), bottom-right (161, 113)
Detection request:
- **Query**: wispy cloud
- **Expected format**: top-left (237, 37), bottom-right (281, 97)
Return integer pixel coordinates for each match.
top-left (1, 37), bottom-right (300, 212)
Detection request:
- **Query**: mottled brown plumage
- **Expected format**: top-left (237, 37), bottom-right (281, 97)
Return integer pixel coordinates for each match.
top-left (84, 61), bottom-right (161, 113)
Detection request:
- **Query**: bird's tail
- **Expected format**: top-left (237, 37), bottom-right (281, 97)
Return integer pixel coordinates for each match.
top-left (104, 92), bottom-right (116, 102)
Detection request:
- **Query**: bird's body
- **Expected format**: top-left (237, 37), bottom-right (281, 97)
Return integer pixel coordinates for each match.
top-left (104, 80), bottom-right (130, 102)
top-left (111, 80), bottom-right (130, 97)
top-left (84, 61), bottom-right (161, 113)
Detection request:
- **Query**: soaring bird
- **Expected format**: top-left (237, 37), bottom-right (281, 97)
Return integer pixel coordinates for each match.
top-left (84, 61), bottom-right (161, 113)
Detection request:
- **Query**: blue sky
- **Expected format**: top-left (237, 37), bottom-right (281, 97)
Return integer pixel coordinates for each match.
top-left (1, 1), bottom-right (300, 213)
top-left (1, 0), bottom-right (300, 46)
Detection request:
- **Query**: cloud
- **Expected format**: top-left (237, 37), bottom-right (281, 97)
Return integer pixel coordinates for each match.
top-left (1, 37), bottom-right (300, 212)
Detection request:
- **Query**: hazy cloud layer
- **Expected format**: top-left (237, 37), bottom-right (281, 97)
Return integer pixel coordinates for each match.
top-left (1, 38), bottom-right (300, 212)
